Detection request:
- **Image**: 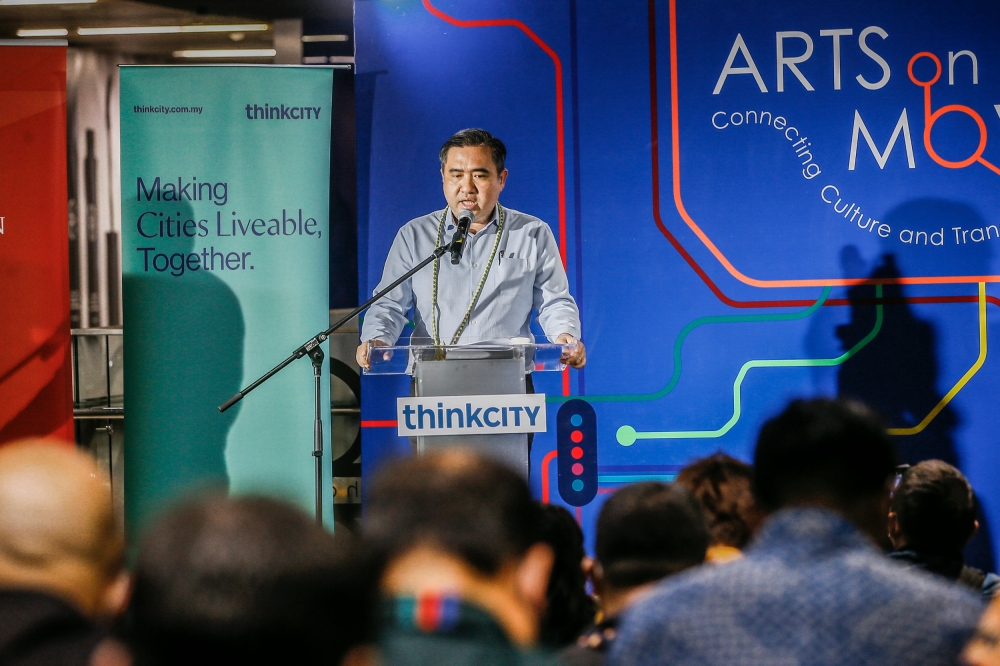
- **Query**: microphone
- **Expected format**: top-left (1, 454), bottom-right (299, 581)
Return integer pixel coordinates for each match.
top-left (450, 209), bottom-right (475, 264)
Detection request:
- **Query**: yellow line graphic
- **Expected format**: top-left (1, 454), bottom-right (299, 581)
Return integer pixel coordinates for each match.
top-left (889, 282), bottom-right (987, 436)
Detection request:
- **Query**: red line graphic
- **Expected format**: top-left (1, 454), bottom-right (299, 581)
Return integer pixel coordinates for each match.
top-left (541, 449), bottom-right (558, 503)
top-left (662, 0), bottom-right (1000, 287)
top-left (422, 0), bottom-right (567, 268)
top-left (361, 420), bottom-right (397, 428)
top-left (422, 0), bottom-right (572, 396)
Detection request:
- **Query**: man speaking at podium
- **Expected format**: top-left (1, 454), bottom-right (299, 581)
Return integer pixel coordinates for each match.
top-left (357, 128), bottom-right (586, 377)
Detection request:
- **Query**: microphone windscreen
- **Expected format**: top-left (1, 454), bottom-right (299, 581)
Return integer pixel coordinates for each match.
top-left (458, 209), bottom-right (475, 226)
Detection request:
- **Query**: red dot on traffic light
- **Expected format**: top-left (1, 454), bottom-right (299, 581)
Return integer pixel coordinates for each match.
top-left (571, 446), bottom-right (583, 459)
top-left (572, 463), bottom-right (584, 475)
top-left (570, 430), bottom-right (583, 443)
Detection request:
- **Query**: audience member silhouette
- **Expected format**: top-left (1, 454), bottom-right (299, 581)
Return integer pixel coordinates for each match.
top-left (676, 453), bottom-right (763, 563)
top-left (364, 451), bottom-right (558, 665)
top-left (0, 439), bottom-right (128, 666)
top-left (609, 398), bottom-right (984, 666)
top-left (537, 504), bottom-right (596, 649)
top-left (126, 494), bottom-right (372, 666)
top-left (889, 460), bottom-right (999, 599)
top-left (561, 482), bottom-right (708, 666)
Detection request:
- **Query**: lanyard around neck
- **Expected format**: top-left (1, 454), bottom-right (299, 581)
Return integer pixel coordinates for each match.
top-left (430, 204), bottom-right (505, 346)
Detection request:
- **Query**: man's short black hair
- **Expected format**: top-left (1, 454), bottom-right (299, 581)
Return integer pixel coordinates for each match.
top-left (892, 460), bottom-right (977, 556)
top-left (128, 495), bottom-right (371, 666)
top-left (595, 482), bottom-right (709, 589)
top-left (439, 128), bottom-right (507, 173)
top-left (676, 452), bottom-right (758, 549)
top-left (364, 452), bottom-right (541, 576)
top-left (753, 398), bottom-right (897, 512)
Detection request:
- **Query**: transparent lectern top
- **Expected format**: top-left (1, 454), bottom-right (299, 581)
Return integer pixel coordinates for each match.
top-left (364, 337), bottom-right (577, 375)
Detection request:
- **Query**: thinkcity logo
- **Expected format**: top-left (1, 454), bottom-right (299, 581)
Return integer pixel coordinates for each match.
top-left (396, 394), bottom-right (547, 437)
top-left (245, 103), bottom-right (323, 120)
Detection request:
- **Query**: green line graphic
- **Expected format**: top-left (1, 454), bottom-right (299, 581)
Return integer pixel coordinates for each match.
top-left (598, 474), bottom-right (677, 483)
top-left (616, 285), bottom-right (883, 445)
top-left (548, 286), bottom-right (832, 404)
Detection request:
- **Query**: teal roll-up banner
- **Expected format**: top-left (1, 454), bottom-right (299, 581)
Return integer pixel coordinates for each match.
top-left (120, 66), bottom-right (334, 539)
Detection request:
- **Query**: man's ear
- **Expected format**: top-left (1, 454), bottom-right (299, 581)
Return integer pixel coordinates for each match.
top-left (515, 543), bottom-right (554, 613)
top-left (887, 511), bottom-right (902, 548)
top-left (100, 570), bottom-right (131, 618)
top-left (498, 168), bottom-right (508, 189)
top-left (590, 560), bottom-right (606, 598)
top-left (340, 645), bottom-right (380, 666)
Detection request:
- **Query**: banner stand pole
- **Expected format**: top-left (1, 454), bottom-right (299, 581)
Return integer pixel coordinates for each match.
top-left (218, 243), bottom-right (452, 524)
top-left (308, 345), bottom-right (325, 525)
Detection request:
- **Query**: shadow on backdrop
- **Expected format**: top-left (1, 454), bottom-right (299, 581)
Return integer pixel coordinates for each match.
top-left (835, 198), bottom-right (994, 571)
top-left (122, 197), bottom-right (244, 542)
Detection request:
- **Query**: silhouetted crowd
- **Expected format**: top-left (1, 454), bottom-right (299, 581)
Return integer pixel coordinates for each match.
top-left (2, 398), bottom-right (1000, 665)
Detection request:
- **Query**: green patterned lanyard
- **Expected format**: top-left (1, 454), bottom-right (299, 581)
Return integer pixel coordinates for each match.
top-left (431, 204), bottom-right (505, 346)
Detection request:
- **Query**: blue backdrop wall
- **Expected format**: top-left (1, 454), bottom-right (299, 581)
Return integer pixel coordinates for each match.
top-left (355, 0), bottom-right (1000, 567)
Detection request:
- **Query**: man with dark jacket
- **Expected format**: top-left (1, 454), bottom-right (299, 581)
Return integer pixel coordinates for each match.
top-left (888, 459), bottom-right (999, 599)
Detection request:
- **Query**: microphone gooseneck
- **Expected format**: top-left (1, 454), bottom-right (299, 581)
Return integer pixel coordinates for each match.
top-left (450, 209), bottom-right (475, 265)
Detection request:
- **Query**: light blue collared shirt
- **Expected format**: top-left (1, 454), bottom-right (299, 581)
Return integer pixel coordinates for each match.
top-left (361, 205), bottom-right (581, 348)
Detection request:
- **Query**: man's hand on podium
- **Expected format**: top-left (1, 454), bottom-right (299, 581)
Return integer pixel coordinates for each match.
top-left (555, 333), bottom-right (586, 369)
top-left (356, 339), bottom-right (390, 370)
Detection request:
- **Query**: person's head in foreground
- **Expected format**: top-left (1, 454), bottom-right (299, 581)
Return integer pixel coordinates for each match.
top-left (0, 439), bottom-right (128, 664)
top-left (537, 503), bottom-right (596, 648)
top-left (963, 596), bottom-right (1000, 666)
top-left (675, 452), bottom-right (762, 563)
top-left (0, 439), bottom-right (126, 615)
top-left (607, 398), bottom-right (985, 666)
top-left (593, 482), bottom-right (708, 617)
top-left (364, 451), bottom-right (555, 659)
top-left (561, 482), bottom-right (708, 666)
top-left (889, 460), bottom-right (976, 556)
top-left (127, 494), bottom-right (372, 666)
top-left (752, 397), bottom-right (898, 540)
top-left (887, 459), bottom-right (997, 596)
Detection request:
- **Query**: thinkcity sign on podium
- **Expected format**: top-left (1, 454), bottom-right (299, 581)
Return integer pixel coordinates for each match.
top-left (396, 394), bottom-right (547, 437)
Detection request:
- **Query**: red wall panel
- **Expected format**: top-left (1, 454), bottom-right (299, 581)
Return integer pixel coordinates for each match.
top-left (0, 44), bottom-right (72, 444)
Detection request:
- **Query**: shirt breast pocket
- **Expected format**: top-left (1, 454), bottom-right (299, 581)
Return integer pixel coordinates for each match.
top-left (492, 256), bottom-right (530, 291)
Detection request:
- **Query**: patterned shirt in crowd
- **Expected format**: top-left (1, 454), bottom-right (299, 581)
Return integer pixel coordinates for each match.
top-left (609, 508), bottom-right (984, 666)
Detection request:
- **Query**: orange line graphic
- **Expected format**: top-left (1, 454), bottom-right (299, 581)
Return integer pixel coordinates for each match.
top-left (666, 0), bottom-right (1000, 287)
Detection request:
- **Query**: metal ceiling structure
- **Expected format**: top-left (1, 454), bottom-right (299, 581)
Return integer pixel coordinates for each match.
top-left (0, 0), bottom-right (352, 60)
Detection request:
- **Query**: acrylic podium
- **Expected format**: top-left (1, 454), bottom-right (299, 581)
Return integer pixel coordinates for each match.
top-left (365, 339), bottom-right (575, 476)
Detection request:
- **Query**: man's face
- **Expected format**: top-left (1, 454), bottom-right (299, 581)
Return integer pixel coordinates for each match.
top-left (441, 145), bottom-right (508, 226)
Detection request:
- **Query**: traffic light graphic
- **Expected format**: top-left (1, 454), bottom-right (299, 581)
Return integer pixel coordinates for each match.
top-left (556, 399), bottom-right (597, 506)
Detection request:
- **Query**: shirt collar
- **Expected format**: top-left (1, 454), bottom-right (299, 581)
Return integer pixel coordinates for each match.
top-left (888, 549), bottom-right (965, 579)
top-left (747, 507), bottom-right (877, 561)
top-left (382, 594), bottom-right (511, 643)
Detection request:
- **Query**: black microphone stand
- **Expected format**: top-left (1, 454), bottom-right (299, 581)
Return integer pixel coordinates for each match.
top-left (218, 243), bottom-right (453, 525)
